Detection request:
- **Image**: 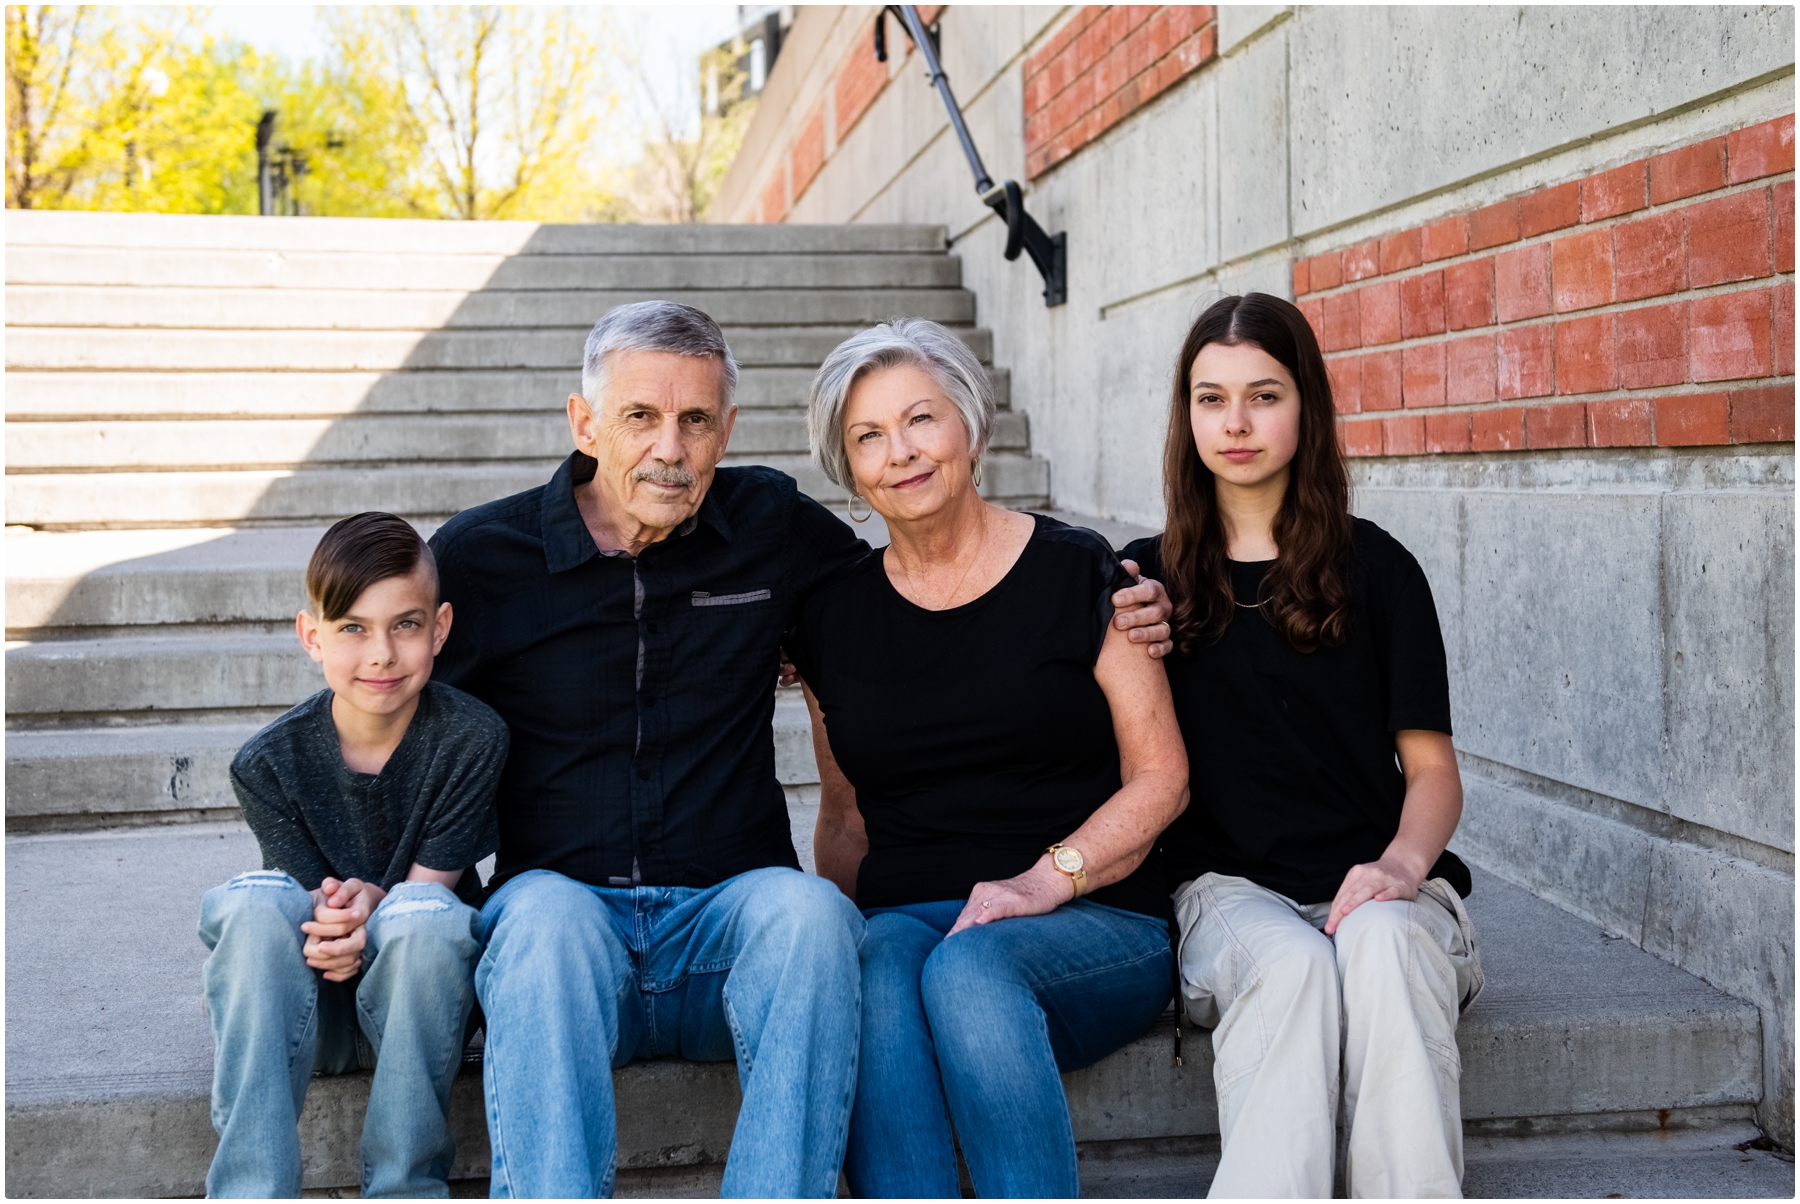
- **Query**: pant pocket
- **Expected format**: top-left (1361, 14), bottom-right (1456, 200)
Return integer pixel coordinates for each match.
top-left (1173, 878), bottom-right (1222, 1030)
top-left (1418, 877), bottom-right (1484, 1011)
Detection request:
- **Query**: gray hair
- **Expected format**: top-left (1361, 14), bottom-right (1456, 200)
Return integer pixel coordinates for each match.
top-left (580, 301), bottom-right (740, 409)
top-left (807, 317), bottom-right (995, 491)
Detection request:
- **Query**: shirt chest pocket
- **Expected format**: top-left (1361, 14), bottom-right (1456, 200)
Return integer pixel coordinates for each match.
top-left (675, 587), bottom-right (781, 672)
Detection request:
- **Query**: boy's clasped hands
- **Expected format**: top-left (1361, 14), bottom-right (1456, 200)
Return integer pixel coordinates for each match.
top-left (302, 877), bottom-right (385, 982)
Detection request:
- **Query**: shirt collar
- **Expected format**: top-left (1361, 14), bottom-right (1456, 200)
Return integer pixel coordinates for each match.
top-left (540, 451), bottom-right (731, 573)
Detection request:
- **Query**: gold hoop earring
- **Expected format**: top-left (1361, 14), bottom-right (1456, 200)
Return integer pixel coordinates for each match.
top-left (971, 457), bottom-right (984, 489)
top-left (847, 493), bottom-right (872, 523)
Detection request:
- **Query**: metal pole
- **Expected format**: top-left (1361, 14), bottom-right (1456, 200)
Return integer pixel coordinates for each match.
top-left (255, 110), bottom-right (276, 217)
top-left (895, 7), bottom-right (994, 196)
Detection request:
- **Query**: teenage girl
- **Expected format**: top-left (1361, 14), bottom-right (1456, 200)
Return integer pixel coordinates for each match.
top-left (1122, 292), bottom-right (1484, 1198)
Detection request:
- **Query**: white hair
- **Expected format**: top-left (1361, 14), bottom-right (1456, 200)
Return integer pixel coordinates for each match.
top-left (581, 301), bottom-right (740, 409)
top-left (807, 318), bottom-right (995, 491)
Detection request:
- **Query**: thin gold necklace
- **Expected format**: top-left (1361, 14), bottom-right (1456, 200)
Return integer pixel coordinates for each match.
top-left (898, 508), bottom-right (988, 610)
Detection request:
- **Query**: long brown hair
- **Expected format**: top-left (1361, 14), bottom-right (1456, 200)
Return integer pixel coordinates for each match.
top-left (1161, 292), bottom-right (1354, 654)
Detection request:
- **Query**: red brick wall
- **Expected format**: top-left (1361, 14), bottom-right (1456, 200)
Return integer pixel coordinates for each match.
top-left (759, 168), bottom-right (789, 226)
top-left (791, 103), bottom-right (828, 202)
top-left (752, 5), bottom-right (943, 223)
top-left (1295, 115), bottom-right (1795, 456)
top-left (1023, 6), bottom-right (1217, 180)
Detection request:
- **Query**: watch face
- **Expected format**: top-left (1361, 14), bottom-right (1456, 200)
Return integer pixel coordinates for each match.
top-left (1053, 846), bottom-right (1084, 874)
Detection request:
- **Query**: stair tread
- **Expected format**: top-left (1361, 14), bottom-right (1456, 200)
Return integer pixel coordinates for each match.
top-left (1, 833), bottom-right (1763, 1196)
top-left (4, 211), bottom-right (950, 254)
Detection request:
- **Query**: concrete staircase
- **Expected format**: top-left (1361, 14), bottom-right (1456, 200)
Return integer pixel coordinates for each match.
top-left (4, 212), bottom-right (1791, 1198)
top-left (4, 211), bottom-right (1044, 834)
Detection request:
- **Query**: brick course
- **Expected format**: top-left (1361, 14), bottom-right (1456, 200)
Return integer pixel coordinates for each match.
top-left (1292, 115), bottom-right (1794, 456)
top-left (748, 7), bottom-right (943, 223)
top-left (1024, 6), bottom-right (1218, 179)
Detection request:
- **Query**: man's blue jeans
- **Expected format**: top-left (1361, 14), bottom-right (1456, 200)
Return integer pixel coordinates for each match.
top-left (198, 871), bottom-right (482, 1198)
top-left (475, 866), bottom-right (864, 1199)
top-left (846, 898), bottom-right (1174, 1199)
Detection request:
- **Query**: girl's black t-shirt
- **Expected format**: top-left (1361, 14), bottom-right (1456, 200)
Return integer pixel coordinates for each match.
top-left (788, 513), bottom-right (1170, 918)
top-left (1121, 518), bottom-right (1470, 905)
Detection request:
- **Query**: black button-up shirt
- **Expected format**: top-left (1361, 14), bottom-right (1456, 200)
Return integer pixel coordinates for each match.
top-left (430, 452), bottom-right (867, 891)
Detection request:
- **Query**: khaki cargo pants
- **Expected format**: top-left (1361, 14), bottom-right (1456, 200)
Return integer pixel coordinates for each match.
top-left (1174, 873), bottom-right (1483, 1199)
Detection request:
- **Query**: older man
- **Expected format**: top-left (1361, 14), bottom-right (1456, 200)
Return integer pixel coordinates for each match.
top-left (429, 302), bottom-right (1171, 1198)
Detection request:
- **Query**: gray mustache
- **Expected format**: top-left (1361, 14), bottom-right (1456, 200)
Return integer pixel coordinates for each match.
top-left (635, 465), bottom-right (697, 488)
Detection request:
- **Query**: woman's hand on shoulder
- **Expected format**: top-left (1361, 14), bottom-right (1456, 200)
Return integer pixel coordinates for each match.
top-left (1323, 856), bottom-right (1422, 936)
top-left (948, 859), bottom-right (1074, 935)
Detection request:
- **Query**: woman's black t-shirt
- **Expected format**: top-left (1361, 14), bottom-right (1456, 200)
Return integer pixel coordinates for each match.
top-left (788, 514), bottom-right (1170, 918)
top-left (1121, 518), bottom-right (1470, 904)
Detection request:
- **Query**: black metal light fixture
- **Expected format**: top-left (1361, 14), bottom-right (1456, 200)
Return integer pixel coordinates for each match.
top-left (877, 5), bottom-right (1067, 307)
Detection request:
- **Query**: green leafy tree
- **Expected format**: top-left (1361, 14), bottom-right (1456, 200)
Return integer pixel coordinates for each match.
top-left (325, 5), bottom-right (624, 221)
top-left (255, 23), bottom-right (437, 219)
top-left (6, 5), bottom-right (751, 224)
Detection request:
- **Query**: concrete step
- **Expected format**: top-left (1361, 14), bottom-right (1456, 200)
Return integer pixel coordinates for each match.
top-left (5, 632), bottom-right (325, 719)
top-left (2, 366), bottom-right (1013, 418)
top-left (5, 411), bottom-right (1030, 473)
top-left (4, 210), bottom-right (949, 255)
top-left (6, 249), bottom-right (964, 292)
top-left (1067, 1124), bottom-right (1795, 1200)
top-left (6, 527), bottom-right (347, 633)
top-left (5, 325), bottom-right (994, 372)
top-left (1458, 1123), bottom-right (1794, 1199)
top-left (5, 285), bottom-right (978, 330)
top-left (6, 723), bottom-right (262, 825)
top-left (6, 693), bottom-right (820, 828)
top-left (2, 831), bottom-right (1768, 1198)
top-left (4, 452), bottom-right (1051, 530)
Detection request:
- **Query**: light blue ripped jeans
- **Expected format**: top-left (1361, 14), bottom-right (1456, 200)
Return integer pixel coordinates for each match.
top-left (198, 871), bottom-right (481, 1199)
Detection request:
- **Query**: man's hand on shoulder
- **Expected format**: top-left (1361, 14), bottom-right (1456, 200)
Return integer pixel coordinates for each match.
top-left (302, 877), bottom-right (386, 982)
top-left (1114, 560), bottom-right (1174, 659)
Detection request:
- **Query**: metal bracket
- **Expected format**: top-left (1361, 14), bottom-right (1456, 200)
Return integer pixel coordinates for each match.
top-left (874, 5), bottom-right (937, 63)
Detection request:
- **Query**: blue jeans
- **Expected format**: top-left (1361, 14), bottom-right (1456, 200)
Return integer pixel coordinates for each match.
top-left (198, 871), bottom-right (482, 1198)
top-left (847, 898), bottom-right (1174, 1199)
top-left (475, 866), bottom-right (864, 1198)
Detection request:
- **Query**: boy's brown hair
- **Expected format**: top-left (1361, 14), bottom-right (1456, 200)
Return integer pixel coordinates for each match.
top-left (306, 512), bottom-right (438, 622)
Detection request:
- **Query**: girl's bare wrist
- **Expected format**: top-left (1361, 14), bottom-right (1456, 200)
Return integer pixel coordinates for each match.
top-left (1381, 843), bottom-right (1435, 886)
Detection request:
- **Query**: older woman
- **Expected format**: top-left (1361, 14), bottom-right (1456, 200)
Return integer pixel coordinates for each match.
top-left (786, 318), bottom-right (1189, 1198)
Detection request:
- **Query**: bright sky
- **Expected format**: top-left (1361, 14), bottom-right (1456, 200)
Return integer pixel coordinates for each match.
top-left (202, 4), bottom-right (744, 151)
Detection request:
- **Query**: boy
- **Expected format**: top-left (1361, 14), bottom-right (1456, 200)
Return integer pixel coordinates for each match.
top-left (197, 512), bottom-right (509, 1198)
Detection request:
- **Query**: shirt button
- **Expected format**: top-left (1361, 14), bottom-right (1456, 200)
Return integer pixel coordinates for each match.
top-left (647, 621), bottom-right (659, 633)
top-left (378, 836), bottom-right (393, 851)
top-left (636, 766), bottom-right (650, 780)
top-left (374, 814), bottom-right (389, 829)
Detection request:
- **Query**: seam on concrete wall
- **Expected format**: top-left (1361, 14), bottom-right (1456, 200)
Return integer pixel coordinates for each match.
top-left (1220, 7), bottom-right (1292, 59)
top-left (1459, 750), bottom-right (1795, 875)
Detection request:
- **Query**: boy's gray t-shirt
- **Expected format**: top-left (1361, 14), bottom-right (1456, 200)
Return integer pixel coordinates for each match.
top-left (229, 680), bottom-right (508, 908)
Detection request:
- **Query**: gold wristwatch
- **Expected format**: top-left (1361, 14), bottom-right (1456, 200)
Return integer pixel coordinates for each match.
top-left (1046, 844), bottom-right (1087, 897)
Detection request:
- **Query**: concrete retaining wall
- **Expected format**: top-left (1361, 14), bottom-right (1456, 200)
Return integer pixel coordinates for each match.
top-left (716, 4), bottom-right (1796, 1143)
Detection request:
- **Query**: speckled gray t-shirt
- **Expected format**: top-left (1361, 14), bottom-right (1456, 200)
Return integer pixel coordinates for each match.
top-left (229, 681), bottom-right (507, 908)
